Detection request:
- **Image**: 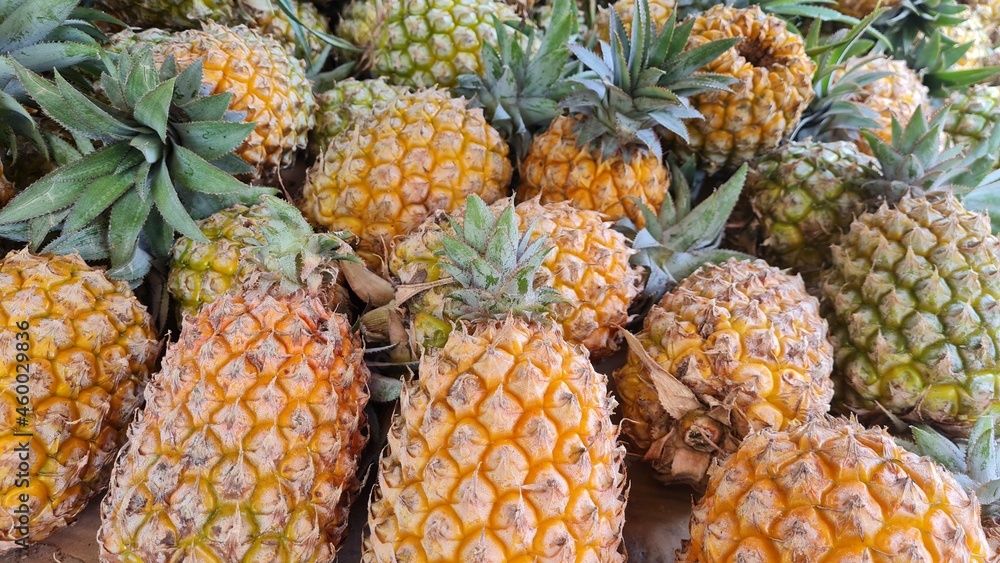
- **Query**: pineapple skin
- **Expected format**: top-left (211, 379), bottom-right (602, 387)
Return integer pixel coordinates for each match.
top-left (519, 115), bottom-right (669, 228)
top-left (833, 0), bottom-right (902, 17)
top-left (823, 195), bottom-right (1000, 434)
top-left (835, 57), bottom-right (929, 154)
top-left (668, 6), bottom-right (815, 174)
top-left (593, 0), bottom-right (677, 41)
top-left (678, 416), bottom-right (992, 561)
top-left (300, 88), bottom-right (512, 267)
top-left (364, 317), bottom-right (627, 562)
top-left (98, 288), bottom-right (370, 561)
top-left (390, 198), bottom-right (644, 360)
top-left (747, 140), bottom-right (875, 276)
top-left (115, 23), bottom-right (316, 181)
top-left (0, 251), bottom-right (159, 552)
top-left (944, 84), bottom-right (1000, 166)
top-left (613, 258), bottom-right (834, 488)
top-left (310, 78), bottom-right (410, 157)
top-left (336, 0), bottom-right (524, 88)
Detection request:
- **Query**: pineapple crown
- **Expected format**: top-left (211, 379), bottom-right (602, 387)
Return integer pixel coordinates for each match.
top-left (616, 161), bottom-right (751, 314)
top-left (793, 14), bottom-right (896, 142)
top-left (454, 0), bottom-right (578, 160)
top-left (560, 0), bottom-right (739, 159)
top-left (0, 0), bottom-right (112, 159)
top-left (900, 405), bottom-right (1000, 522)
top-left (675, 0), bottom-right (859, 30)
top-left (437, 194), bottom-right (563, 321)
top-left (0, 48), bottom-right (274, 282)
top-left (861, 105), bottom-right (1000, 204)
top-left (233, 194), bottom-right (360, 298)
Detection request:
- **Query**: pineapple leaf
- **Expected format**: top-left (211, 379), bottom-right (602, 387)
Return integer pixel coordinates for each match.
top-left (63, 171), bottom-right (134, 232)
top-left (0, 42), bottom-right (102, 92)
top-left (133, 76), bottom-right (175, 141)
top-left (0, 0), bottom-right (76, 52)
top-left (180, 93), bottom-right (235, 122)
top-left (40, 223), bottom-right (107, 261)
top-left (149, 161), bottom-right (206, 243)
top-left (173, 121), bottom-right (256, 162)
top-left (144, 208), bottom-right (175, 258)
top-left (666, 164), bottom-right (747, 252)
top-left (13, 63), bottom-right (135, 141)
top-left (209, 153), bottom-right (257, 176)
top-left (0, 143), bottom-right (136, 223)
top-left (968, 412), bottom-right (1000, 484)
top-left (108, 189), bottom-right (153, 268)
top-left (911, 425), bottom-right (968, 474)
top-left (169, 145), bottom-right (252, 195)
top-left (122, 49), bottom-right (161, 109)
top-left (172, 58), bottom-right (204, 103)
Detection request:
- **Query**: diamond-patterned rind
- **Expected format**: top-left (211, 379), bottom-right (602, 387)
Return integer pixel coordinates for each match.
top-left (364, 318), bottom-right (627, 562)
top-left (98, 290), bottom-right (370, 561)
top-left (0, 251), bottom-right (158, 552)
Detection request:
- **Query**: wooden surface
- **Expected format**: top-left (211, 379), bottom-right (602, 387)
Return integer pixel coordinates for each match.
top-left (0, 459), bottom-right (695, 562)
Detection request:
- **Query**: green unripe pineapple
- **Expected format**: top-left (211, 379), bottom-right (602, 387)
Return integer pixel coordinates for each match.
top-left (747, 140), bottom-right (876, 278)
top-left (944, 84), bottom-right (1000, 169)
top-left (335, 0), bottom-right (525, 87)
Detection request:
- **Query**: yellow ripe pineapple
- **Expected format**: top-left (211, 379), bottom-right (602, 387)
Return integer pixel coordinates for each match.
top-left (0, 251), bottom-right (159, 552)
top-left (299, 88), bottom-right (512, 268)
top-left (678, 416), bottom-right (993, 561)
top-left (387, 197), bottom-right (643, 361)
top-left (113, 23), bottom-right (316, 181)
top-left (520, 116), bottom-right (670, 227)
top-left (613, 258), bottom-right (834, 488)
top-left (834, 0), bottom-right (902, 17)
top-left (834, 56), bottom-right (929, 153)
top-left (364, 195), bottom-right (628, 562)
top-left (944, 7), bottom-right (1000, 70)
top-left (666, 5), bottom-right (816, 173)
top-left (99, 275), bottom-right (370, 560)
top-left (518, 0), bottom-right (738, 226)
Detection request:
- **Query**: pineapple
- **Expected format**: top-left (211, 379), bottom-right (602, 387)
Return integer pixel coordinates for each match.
top-left (0, 48), bottom-right (273, 278)
top-left (299, 88), bottom-right (513, 268)
top-left (834, 0), bottom-right (902, 17)
top-left (943, 8), bottom-right (999, 71)
top-left (822, 108), bottom-right (1000, 435)
top-left (364, 195), bottom-right (627, 561)
top-left (309, 78), bottom-right (409, 157)
top-left (168, 195), bottom-right (356, 317)
top-left (943, 84), bottom-right (1000, 168)
top-left (678, 416), bottom-right (993, 561)
top-left (0, 251), bottom-right (159, 552)
top-left (386, 197), bottom-right (643, 361)
top-left (98, 271), bottom-right (370, 560)
top-left (98, 0), bottom-right (330, 59)
top-left (335, 0), bottom-right (525, 88)
top-left (593, 0), bottom-right (676, 40)
top-left (613, 258), bottom-right (835, 488)
top-left (746, 139), bottom-right (877, 278)
top-left (665, 5), bottom-right (816, 174)
top-left (113, 23), bottom-right (316, 181)
top-left (518, 1), bottom-right (738, 226)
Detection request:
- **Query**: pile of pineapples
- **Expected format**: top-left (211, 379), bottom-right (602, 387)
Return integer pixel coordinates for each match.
top-left (4, 0), bottom-right (1000, 559)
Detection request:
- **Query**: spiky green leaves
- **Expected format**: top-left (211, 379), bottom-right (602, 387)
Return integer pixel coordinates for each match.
top-left (439, 194), bottom-right (563, 320)
top-left (0, 0), bottom-right (110, 160)
top-left (240, 195), bottom-right (359, 295)
top-left (0, 49), bottom-right (273, 281)
top-left (903, 406), bottom-right (1000, 519)
top-left (862, 105), bottom-right (1000, 203)
top-left (454, 0), bottom-right (577, 160)
top-left (617, 162), bottom-right (751, 313)
top-left (562, 0), bottom-right (737, 159)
